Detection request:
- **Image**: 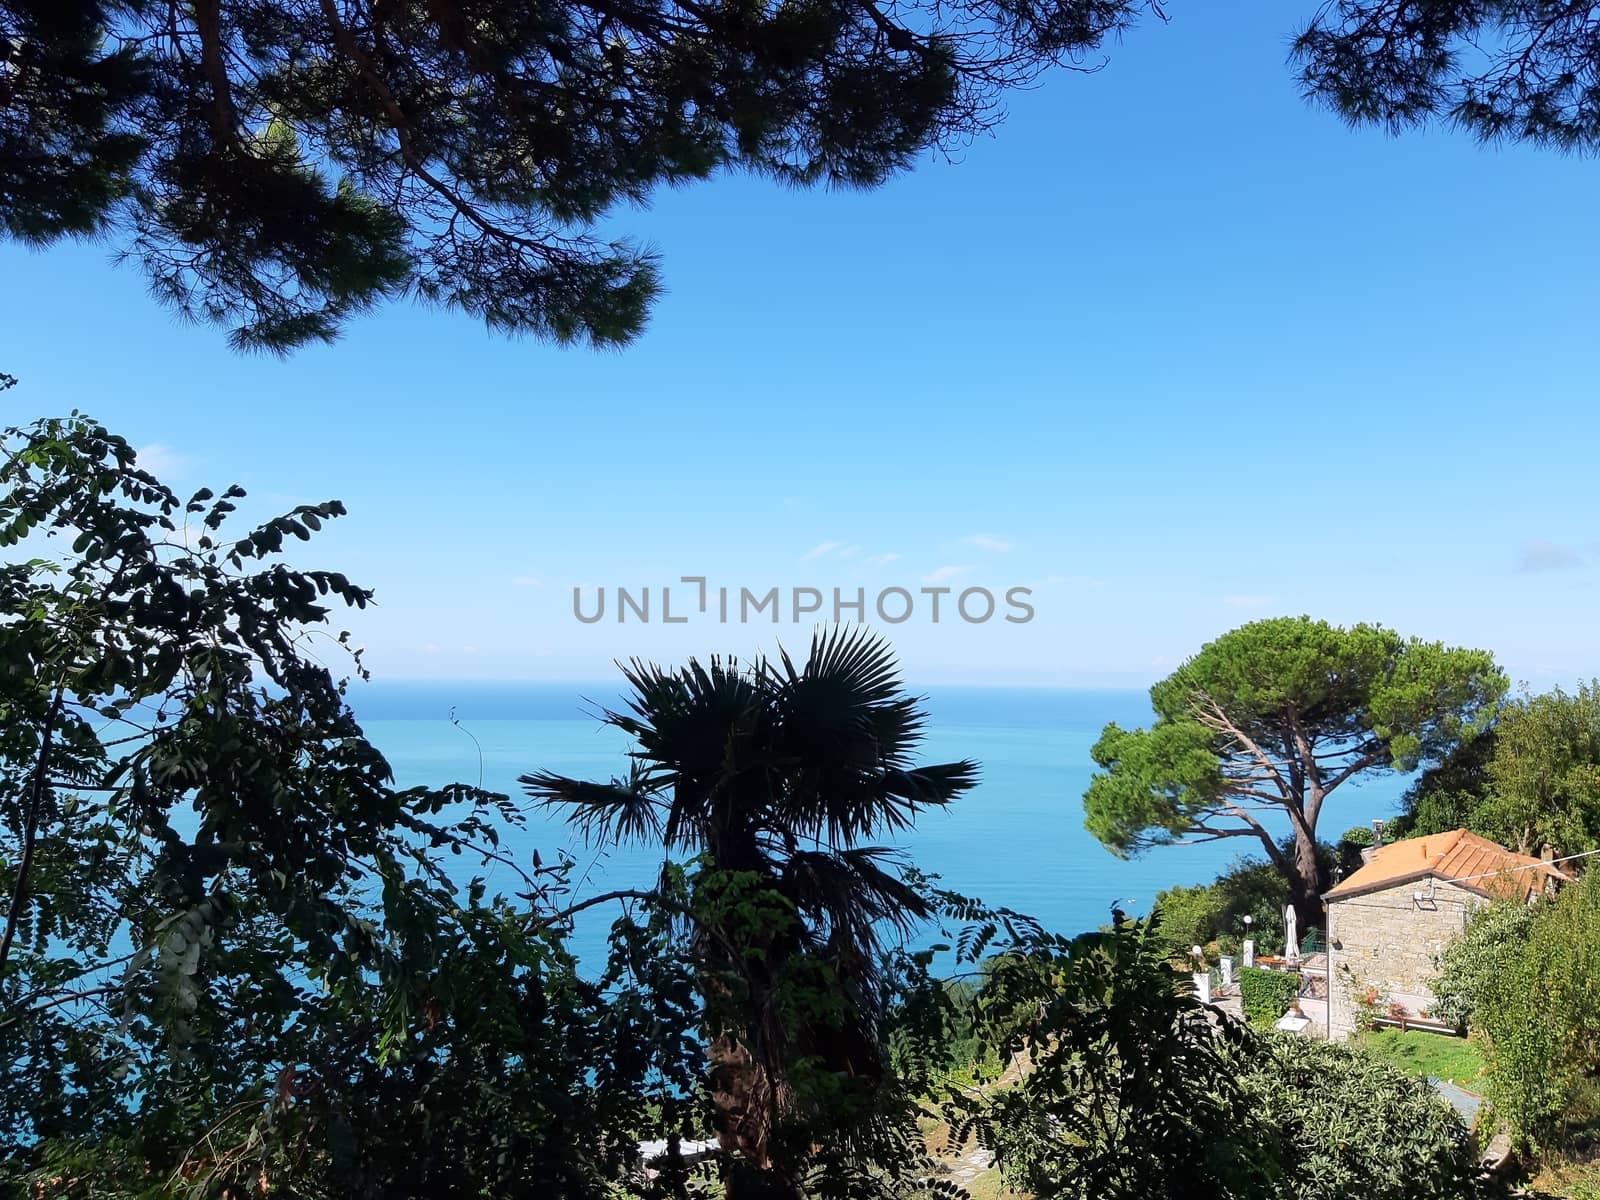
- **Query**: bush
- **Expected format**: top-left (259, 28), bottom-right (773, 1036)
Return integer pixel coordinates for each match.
top-left (1429, 900), bottom-right (1536, 1030)
top-left (1475, 871), bottom-right (1600, 1153)
top-left (1151, 856), bottom-right (1291, 958)
top-left (1239, 967), bottom-right (1300, 1024)
top-left (1237, 1035), bottom-right (1475, 1200)
top-left (950, 914), bottom-right (1476, 1200)
top-left (1336, 826), bottom-right (1375, 879)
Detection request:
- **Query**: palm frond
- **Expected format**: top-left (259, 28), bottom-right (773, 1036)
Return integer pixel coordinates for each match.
top-left (779, 846), bottom-right (934, 953)
top-left (874, 761), bottom-right (982, 818)
top-left (520, 767), bottom-right (665, 846)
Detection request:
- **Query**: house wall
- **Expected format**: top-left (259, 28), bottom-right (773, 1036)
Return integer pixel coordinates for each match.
top-left (1325, 880), bottom-right (1485, 1041)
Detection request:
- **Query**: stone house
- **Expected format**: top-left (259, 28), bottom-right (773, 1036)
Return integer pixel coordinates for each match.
top-left (1323, 829), bottom-right (1570, 1041)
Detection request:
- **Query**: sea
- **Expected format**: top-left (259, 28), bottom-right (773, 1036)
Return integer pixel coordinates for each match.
top-left (352, 681), bottom-right (1409, 968)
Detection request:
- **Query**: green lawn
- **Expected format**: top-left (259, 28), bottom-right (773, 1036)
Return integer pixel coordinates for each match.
top-left (1357, 1028), bottom-right (1486, 1089)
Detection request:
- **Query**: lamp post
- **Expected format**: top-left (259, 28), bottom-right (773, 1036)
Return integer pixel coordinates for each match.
top-left (1242, 914), bottom-right (1254, 968)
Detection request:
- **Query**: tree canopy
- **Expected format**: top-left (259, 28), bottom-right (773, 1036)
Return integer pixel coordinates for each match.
top-left (1393, 681), bottom-right (1600, 860)
top-left (1, 0), bottom-right (1164, 352)
top-left (1083, 616), bottom-right (1506, 925)
top-left (1293, 0), bottom-right (1600, 154)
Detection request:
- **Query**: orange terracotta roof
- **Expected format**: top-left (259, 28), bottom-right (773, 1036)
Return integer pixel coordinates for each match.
top-left (1324, 828), bottom-right (1573, 903)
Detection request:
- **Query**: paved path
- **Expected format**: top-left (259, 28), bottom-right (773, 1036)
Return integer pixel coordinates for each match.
top-left (1430, 1077), bottom-right (1483, 1125)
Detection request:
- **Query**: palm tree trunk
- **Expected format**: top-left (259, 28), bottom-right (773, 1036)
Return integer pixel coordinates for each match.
top-left (709, 1031), bottom-right (804, 1200)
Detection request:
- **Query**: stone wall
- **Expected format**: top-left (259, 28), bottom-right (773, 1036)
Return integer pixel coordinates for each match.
top-left (1326, 879), bottom-right (1486, 1040)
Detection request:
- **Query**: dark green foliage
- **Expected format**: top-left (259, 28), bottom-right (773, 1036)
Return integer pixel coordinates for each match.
top-left (0, 406), bottom-right (710, 1198)
top-left (1338, 825), bottom-right (1374, 849)
top-left (1084, 616), bottom-right (1505, 926)
top-left (1293, 2), bottom-right (1600, 154)
top-left (0, 0), bottom-right (1164, 351)
top-left (1477, 683), bottom-right (1600, 857)
top-left (1238, 967), bottom-right (1299, 1025)
top-left (1335, 825), bottom-right (1373, 880)
top-left (939, 908), bottom-right (1474, 1200)
top-left (1235, 1036), bottom-right (1475, 1200)
top-left (1391, 683), bottom-right (1600, 859)
top-left (1391, 728), bottom-right (1496, 841)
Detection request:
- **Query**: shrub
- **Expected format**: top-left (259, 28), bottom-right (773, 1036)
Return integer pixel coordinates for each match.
top-left (1151, 856), bottom-right (1292, 958)
top-left (1240, 967), bottom-right (1300, 1024)
top-left (1237, 1035), bottom-right (1475, 1200)
top-left (1429, 900), bottom-right (1537, 1031)
top-left (1475, 871), bottom-right (1600, 1153)
top-left (1339, 967), bottom-right (1388, 1033)
top-left (1338, 825), bottom-right (1375, 848)
top-left (1336, 826), bottom-right (1375, 878)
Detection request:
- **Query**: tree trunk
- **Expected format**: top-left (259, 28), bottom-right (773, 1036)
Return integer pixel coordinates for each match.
top-left (1288, 825), bottom-right (1326, 937)
top-left (708, 1031), bottom-right (802, 1200)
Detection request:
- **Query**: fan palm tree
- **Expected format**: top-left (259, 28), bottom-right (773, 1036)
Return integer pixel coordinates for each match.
top-left (522, 628), bottom-right (979, 1199)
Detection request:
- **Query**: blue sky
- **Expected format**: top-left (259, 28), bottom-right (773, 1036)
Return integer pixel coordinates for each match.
top-left (2, 0), bottom-right (1598, 688)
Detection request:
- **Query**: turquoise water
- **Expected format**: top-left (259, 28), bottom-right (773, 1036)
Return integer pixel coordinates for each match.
top-left (355, 682), bottom-right (1407, 965)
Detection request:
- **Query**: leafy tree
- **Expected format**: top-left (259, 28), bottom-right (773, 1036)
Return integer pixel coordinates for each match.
top-left (1334, 824), bottom-right (1373, 880)
top-left (0, 404), bottom-right (707, 1198)
top-left (523, 629), bottom-right (980, 1200)
top-left (1293, 1), bottom-right (1600, 155)
top-left (1474, 870), bottom-right (1600, 1155)
top-left (1, 0), bottom-right (1165, 352)
top-left (1476, 682), bottom-right (1600, 857)
top-left (1429, 899), bottom-right (1537, 1032)
top-left (1084, 617), bottom-right (1506, 929)
top-left (950, 910), bottom-right (1277, 1200)
top-left (1389, 683), bottom-right (1600, 856)
top-left (1390, 728), bottom-right (1496, 841)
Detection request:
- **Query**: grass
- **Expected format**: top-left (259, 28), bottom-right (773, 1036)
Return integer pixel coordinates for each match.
top-left (1357, 1028), bottom-right (1486, 1089)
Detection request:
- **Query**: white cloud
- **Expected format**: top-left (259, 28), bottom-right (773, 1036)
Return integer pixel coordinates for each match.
top-left (802, 540), bottom-right (848, 561)
top-left (1518, 537), bottom-right (1582, 572)
top-left (961, 533), bottom-right (1014, 553)
top-left (866, 552), bottom-right (901, 565)
top-left (1223, 594), bottom-right (1274, 610)
top-left (136, 443), bottom-right (188, 477)
top-left (923, 564), bottom-right (974, 584)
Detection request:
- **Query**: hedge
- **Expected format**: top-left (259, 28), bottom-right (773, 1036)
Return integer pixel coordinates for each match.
top-left (1240, 967), bottom-right (1300, 1024)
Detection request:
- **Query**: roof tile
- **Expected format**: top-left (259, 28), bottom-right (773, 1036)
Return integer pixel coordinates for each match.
top-left (1324, 829), bottom-right (1573, 903)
